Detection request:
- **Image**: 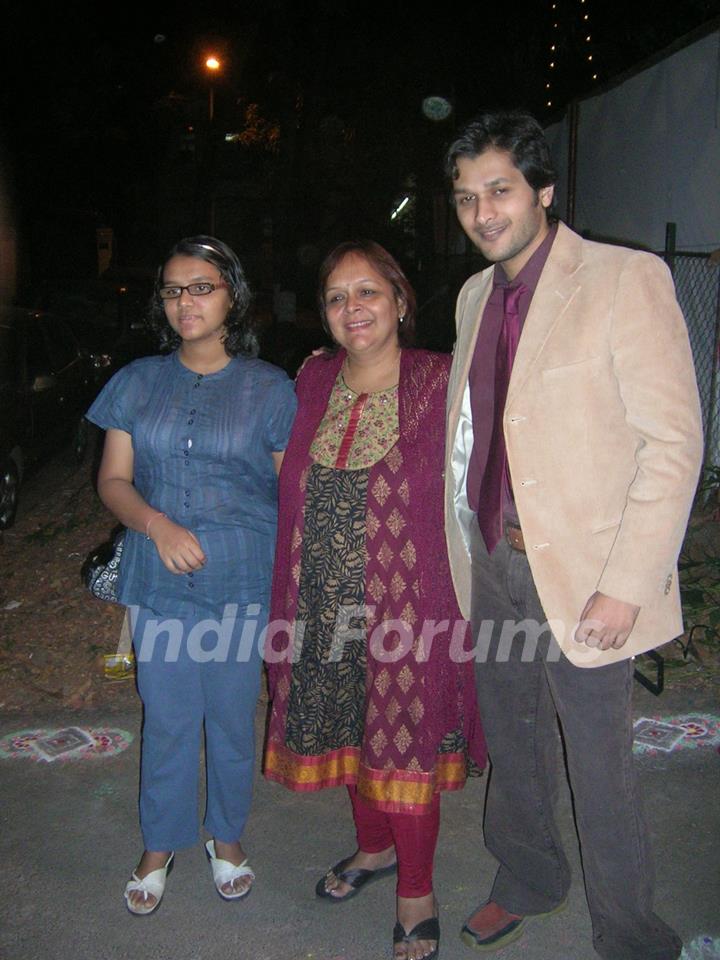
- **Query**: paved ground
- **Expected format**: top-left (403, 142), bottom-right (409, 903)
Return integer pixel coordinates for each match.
top-left (0, 681), bottom-right (718, 960)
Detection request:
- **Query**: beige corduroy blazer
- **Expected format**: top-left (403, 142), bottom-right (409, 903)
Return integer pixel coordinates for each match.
top-left (444, 222), bottom-right (704, 667)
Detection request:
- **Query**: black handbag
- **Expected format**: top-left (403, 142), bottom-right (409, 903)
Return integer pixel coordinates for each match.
top-left (81, 527), bottom-right (125, 604)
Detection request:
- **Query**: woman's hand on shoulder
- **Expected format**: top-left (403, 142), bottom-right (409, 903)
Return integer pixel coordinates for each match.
top-left (148, 516), bottom-right (207, 574)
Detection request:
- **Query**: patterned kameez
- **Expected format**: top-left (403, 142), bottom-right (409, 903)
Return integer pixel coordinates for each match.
top-left (264, 349), bottom-right (486, 814)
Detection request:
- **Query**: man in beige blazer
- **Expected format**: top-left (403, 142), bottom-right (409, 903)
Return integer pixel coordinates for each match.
top-left (443, 111), bottom-right (702, 959)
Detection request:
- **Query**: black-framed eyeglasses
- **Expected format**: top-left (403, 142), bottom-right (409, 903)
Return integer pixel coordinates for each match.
top-left (158, 281), bottom-right (228, 300)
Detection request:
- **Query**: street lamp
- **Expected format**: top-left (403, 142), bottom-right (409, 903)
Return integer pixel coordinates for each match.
top-left (205, 55), bottom-right (221, 122)
top-left (204, 55), bottom-right (222, 234)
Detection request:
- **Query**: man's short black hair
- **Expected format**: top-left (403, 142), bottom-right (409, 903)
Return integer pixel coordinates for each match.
top-left (444, 110), bottom-right (557, 193)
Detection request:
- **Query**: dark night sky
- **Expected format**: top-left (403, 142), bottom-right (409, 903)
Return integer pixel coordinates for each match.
top-left (2, 0), bottom-right (719, 301)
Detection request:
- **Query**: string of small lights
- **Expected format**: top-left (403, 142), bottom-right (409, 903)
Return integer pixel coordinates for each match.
top-left (545, 0), bottom-right (600, 111)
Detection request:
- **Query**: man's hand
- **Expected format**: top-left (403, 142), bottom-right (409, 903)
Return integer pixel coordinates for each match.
top-left (296, 347), bottom-right (330, 378)
top-left (575, 591), bottom-right (640, 650)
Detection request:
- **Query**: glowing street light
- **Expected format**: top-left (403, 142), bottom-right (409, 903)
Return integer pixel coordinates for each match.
top-left (203, 54), bottom-right (223, 233)
top-left (205, 55), bottom-right (221, 121)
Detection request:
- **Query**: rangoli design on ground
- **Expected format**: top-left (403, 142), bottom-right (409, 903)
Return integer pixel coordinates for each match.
top-left (633, 713), bottom-right (720, 756)
top-left (681, 934), bottom-right (719, 959)
top-left (0, 726), bottom-right (134, 762)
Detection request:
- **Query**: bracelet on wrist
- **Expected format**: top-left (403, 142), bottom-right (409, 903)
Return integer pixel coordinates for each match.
top-left (145, 512), bottom-right (167, 540)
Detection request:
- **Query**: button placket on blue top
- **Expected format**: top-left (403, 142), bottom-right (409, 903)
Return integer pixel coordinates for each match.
top-left (185, 374), bottom-right (203, 587)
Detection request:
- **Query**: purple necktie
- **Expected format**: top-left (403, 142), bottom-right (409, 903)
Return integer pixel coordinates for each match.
top-left (477, 283), bottom-right (526, 553)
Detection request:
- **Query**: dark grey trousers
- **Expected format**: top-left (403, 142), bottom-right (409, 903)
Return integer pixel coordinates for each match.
top-left (469, 526), bottom-right (682, 960)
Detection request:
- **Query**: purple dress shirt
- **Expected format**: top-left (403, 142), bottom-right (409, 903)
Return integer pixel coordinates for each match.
top-left (467, 223), bottom-right (558, 520)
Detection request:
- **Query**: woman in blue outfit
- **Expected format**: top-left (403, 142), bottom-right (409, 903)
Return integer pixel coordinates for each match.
top-left (86, 236), bottom-right (296, 915)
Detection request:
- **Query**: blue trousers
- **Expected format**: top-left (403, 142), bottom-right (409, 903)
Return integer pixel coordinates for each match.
top-left (130, 604), bottom-right (264, 851)
top-left (469, 526), bottom-right (682, 960)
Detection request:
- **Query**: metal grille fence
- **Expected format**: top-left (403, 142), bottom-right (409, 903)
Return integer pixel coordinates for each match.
top-left (668, 253), bottom-right (720, 468)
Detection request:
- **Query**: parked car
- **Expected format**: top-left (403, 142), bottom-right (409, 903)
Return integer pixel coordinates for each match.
top-left (49, 289), bottom-right (157, 368)
top-left (0, 306), bottom-right (109, 529)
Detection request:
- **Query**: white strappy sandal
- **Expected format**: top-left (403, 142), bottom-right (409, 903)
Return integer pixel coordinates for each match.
top-left (205, 840), bottom-right (255, 901)
top-left (124, 852), bottom-right (174, 916)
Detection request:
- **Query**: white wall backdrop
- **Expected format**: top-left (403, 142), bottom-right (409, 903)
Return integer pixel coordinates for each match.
top-left (546, 26), bottom-right (720, 254)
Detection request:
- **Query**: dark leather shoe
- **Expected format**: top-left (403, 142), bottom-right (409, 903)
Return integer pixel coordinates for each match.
top-left (460, 899), bottom-right (566, 952)
top-left (460, 901), bottom-right (525, 952)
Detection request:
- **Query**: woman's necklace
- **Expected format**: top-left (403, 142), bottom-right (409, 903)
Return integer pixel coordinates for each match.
top-left (339, 372), bottom-right (397, 404)
top-left (341, 355), bottom-right (399, 398)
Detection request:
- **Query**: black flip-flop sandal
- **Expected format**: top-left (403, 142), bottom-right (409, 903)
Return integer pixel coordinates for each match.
top-left (315, 855), bottom-right (397, 902)
top-left (393, 916), bottom-right (440, 960)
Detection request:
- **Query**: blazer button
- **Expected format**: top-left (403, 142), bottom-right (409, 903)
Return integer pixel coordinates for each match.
top-left (664, 574), bottom-right (673, 595)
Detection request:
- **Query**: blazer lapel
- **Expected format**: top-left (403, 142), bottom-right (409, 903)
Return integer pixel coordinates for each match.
top-left (448, 271), bottom-right (493, 429)
top-left (507, 224), bottom-right (584, 404)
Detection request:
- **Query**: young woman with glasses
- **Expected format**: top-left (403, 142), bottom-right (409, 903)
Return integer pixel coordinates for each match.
top-left (86, 236), bottom-right (296, 915)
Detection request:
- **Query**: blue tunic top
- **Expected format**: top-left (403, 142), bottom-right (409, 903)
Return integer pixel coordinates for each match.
top-left (86, 351), bottom-right (297, 618)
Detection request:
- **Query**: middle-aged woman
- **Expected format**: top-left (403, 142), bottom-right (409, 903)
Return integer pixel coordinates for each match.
top-left (85, 236), bottom-right (296, 915)
top-left (264, 240), bottom-right (486, 960)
